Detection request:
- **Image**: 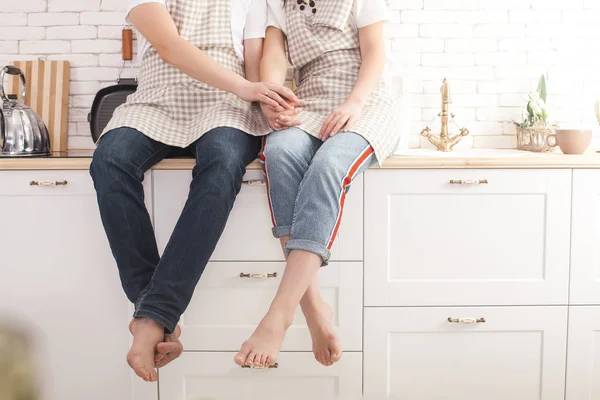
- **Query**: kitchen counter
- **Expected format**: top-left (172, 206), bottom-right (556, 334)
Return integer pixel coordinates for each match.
top-left (1, 149), bottom-right (600, 170)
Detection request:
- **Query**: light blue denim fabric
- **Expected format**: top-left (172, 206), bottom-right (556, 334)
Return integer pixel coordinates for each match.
top-left (261, 127), bottom-right (377, 265)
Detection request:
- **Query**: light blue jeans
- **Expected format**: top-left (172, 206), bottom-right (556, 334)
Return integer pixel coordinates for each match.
top-left (261, 127), bottom-right (377, 264)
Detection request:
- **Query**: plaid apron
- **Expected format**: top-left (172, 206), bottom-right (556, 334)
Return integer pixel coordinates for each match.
top-left (285, 0), bottom-right (399, 164)
top-left (101, 0), bottom-right (269, 146)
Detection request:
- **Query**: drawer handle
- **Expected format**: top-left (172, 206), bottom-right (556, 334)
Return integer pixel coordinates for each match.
top-left (244, 179), bottom-right (266, 187)
top-left (240, 272), bottom-right (278, 279)
top-left (241, 363), bottom-right (279, 369)
top-left (30, 180), bottom-right (68, 187)
top-left (449, 179), bottom-right (488, 185)
top-left (448, 317), bottom-right (486, 324)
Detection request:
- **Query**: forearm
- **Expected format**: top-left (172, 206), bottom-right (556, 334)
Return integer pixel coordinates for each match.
top-left (244, 39), bottom-right (264, 82)
top-left (159, 38), bottom-right (248, 94)
top-left (260, 53), bottom-right (287, 85)
top-left (347, 48), bottom-right (384, 106)
top-left (260, 27), bottom-right (288, 85)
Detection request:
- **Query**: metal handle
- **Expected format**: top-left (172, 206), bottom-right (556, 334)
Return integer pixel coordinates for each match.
top-left (0, 66), bottom-right (26, 104)
top-left (240, 272), bottom-right (278, 279)
top-left (241, 363), bottom-right (279, 369)
top-left (30, 180), bottom-right (68, 187)
top-left (449, 179), bottom-right (488, 185)
top-left (448, 317), bottom-right (486, 324)
top-left (243, 179), bottom-right (266, 187)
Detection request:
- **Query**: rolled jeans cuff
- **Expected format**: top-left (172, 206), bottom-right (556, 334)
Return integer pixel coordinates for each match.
top-left (272, 225), bottom-right (292, 238)
top-left (285, 239), bottom-right (331, 266)
top-left (133, 307), bottom-right (176, 334)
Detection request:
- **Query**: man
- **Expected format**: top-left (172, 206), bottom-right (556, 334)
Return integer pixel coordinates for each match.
top-left (90, 0), bottom-right (298, 382)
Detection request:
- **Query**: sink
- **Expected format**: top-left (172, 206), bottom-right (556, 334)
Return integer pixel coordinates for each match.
top-left (393, 148), bottom-right (536, 158)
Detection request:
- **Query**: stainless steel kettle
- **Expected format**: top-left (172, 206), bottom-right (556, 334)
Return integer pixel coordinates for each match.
top-left (0, 66), bottom-right (50, 157)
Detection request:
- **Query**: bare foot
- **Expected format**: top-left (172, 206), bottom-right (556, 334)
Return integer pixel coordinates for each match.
top-left (154, 324), bottom-right (184, 368)
top-left (127, 318), bottom-right (164, 382)
top-left (234, 311), bottom-right (292, 368)
top-left (303, 301), bottom-right (342, 367)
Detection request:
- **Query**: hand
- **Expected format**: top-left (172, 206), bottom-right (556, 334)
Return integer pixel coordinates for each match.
top-left (237, 81), bottom-right (301, 110)
top-left (260, 103), bottom-right (301, 131)
top-left (319, 97), bottom-right (364, 141)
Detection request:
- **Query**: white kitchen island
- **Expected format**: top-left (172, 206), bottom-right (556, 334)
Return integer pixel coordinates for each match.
top-left (1, 150), bottom-right (600, 400)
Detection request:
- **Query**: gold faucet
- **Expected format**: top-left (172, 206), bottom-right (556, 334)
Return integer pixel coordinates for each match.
top-left (421, 78), bottom-right (469, 152)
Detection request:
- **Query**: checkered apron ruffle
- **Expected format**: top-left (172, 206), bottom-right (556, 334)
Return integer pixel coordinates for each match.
top-left (101, 0), bottom-right (269, 147)
top-left (285, 0), bottom-right (399, 164)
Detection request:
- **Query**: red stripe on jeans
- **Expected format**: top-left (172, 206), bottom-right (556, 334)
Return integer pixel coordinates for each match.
top-left (260, 137), bottom-right (277, 227)
top-left (327, 146), bottom-right (374, 250)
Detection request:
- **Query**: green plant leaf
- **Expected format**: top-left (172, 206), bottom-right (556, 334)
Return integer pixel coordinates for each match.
top-left (537, 75), bottom-right (547, 103)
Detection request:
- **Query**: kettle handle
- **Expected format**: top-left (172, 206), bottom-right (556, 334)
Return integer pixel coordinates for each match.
top-left (0, 66), bottom-right (26, 104)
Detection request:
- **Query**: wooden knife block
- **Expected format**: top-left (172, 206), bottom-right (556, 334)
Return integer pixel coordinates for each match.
top-left (7, 60), bottom-right (70, 153)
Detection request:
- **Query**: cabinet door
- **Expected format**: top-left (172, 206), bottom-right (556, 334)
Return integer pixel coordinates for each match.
top-left (566, 306), bottom-right (600, 399)
top-left (0, 171), bottom-right (155, 400)
top-left (570, 170), bottom-right (600, 304)
top-left (364, 307), bottom-right (568, 400)
top-left (153, 170), bottom-right (363, 262)
top-left (159, 352), bottom-right (362, 400)
top-left (178, 262), bottom-right (362, 351)
top-left (364, 169), bottom-right (571, 306)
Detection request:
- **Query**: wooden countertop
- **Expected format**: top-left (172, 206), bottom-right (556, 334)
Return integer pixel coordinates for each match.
top-left (1, 150), bottom-right (600, 170)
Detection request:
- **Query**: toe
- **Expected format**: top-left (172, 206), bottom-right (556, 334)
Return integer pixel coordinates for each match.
top-left (246, 351), bottom-right (257, 366)
top-left (265, 356), bottom-right (274, 367)
top-left (325, 349), bottom-right (332, 365)
top-left (149, 367), bottom-right (158, 382)
top-left (155, 353), bottom-right (166, 364)
top-left (258, 354), bottom-right (267, 367)
top-left (127, 354), bottom-right (150, 381)
top-left (331, 350), bottom-right (342, 363)
top-left (254, 353), bottom-right (264, 367)
top-left (234, 342), bottom-right (252, 366)
top-left (234, 352), bottom-right (247, 366)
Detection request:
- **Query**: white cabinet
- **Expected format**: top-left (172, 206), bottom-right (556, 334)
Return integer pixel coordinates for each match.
top-left (159, 352), bottom-right (362, 400)
top-left (179, 262), bottom-right (362, 351)
top-left (364, 169), bottom-right (571, 306)
top-left (364, 307), bottom-right (568, 400)
top-left (570, 170), bottom-right (600, 305)
top-left (0, 171), bottom-right (155, 400)
top-left (566, 306), bottom-right (600, 399)
top-left (153, 170), bottom-right (363, 262)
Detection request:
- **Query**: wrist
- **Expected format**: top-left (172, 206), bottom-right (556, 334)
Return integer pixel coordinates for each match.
top-left (346, 94), bottom-right (366, 108)
top-left (232, 78), bottom-right (251, 98)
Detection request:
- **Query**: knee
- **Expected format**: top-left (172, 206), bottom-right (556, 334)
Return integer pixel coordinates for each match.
top-left (90, 137), bottom-right (139, 189)
top-left (263, 130), bottom-right (314, 170)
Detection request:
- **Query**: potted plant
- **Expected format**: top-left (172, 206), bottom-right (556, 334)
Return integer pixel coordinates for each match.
top-left (514, 75), bottom-right (556, 152)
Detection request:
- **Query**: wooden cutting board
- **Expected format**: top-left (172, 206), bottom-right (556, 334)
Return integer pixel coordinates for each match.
top-left (7, 60), bottom-right (70, 152)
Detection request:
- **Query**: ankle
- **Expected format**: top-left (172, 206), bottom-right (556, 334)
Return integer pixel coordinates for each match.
top-left (129, 317), bottom-right (164, 334)
top-left (300, 297), bottom-right (326, 315)
top-left (265, 308), bottom-right (295, 329)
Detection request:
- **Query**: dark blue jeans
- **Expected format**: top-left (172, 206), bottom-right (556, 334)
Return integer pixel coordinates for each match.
top-left (90, 127), bottom-right (261, 333)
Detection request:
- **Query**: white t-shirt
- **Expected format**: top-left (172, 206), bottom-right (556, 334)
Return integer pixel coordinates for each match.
top-left (266, 0), bottom-right (388, 33)
top-left (127, 0), bottom-right (267, 63)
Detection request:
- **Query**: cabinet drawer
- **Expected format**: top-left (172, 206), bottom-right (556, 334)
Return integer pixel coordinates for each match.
top-left (179, 262), bottom-right (362, 351)
top-left (159, 352), bottom-right (362, 400)
top-left (364, 169), bottom-right (571, 306)
top-left (154, 170), bottom-right (363, 261)
top-left (570, 170), bottom-right (600, 304)
top-left (0, 170), bottom-right (95, 196)
top-left (566, 306), bottom-right (600, 399)
top-left (364, 307), bottom-right (567, 400)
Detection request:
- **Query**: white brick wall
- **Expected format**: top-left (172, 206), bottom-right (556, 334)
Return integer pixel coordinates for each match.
top-left (1, 0), bottom-right (599, 150)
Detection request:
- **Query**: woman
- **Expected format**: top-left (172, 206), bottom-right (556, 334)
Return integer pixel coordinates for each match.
top-left (234, 0), bottom-right (399, 368)
top-left (90, 0), bottom-right (299, 382)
